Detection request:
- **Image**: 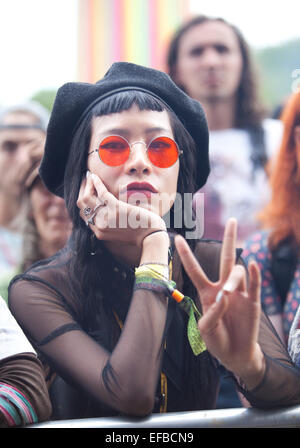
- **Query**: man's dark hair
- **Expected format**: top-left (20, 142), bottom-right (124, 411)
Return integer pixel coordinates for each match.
top-left (167, 15), bottom-right (266, 128)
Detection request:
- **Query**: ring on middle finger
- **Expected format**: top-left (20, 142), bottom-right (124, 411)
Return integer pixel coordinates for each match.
top-left (93, 198), bottom-right (107, 213)
top-left (95, 197), bottom-right (107, 207)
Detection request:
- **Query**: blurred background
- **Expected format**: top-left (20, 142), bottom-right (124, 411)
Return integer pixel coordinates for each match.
top-left (0, 0), bottom-right (299, 112)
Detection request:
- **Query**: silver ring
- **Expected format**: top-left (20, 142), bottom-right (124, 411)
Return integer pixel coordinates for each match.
top-left (93, 204), bottom-right (101, 213)
top-left (83, 207), bottom-right (92, 216)
top-left (85, 200), bottom-right (106, 226)
top-left (93, 199), bottom-right (107, 213)
top-left (86, 215), bottom-right (95, 226)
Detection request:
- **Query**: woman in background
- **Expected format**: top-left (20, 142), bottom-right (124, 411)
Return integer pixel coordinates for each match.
top-left (243, 90), bottom-right (300, 342)
top-left (0, 168), bottom-right (72, 302)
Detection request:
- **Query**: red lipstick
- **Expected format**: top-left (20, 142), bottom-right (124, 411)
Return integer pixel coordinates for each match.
top-left (123, 182), bottom-right (158, 199)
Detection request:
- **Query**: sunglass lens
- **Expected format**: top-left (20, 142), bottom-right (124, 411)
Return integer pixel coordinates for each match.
top-left (98, 136), bottom-right (130, 166)
top-left (148, 136), bottom-right (179, 168)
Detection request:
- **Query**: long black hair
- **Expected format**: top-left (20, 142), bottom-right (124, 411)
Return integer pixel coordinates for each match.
top-left (63, 90), bottom-right (199, 336)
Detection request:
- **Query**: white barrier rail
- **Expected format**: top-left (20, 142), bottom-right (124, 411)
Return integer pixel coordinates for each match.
top-left (29, 405), bottom-right (300, 428)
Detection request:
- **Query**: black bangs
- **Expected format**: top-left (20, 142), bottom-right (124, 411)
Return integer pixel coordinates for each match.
top-left (91, 90), bottom-right (166, 116)
top-left (88, 91), bottom-right (198, 198)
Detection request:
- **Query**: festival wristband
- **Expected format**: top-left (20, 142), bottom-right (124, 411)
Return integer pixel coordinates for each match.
top-left (134, 264), bottom-right (206, 356)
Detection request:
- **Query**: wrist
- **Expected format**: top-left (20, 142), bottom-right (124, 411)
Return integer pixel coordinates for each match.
top-left (141, 231), bottom-right (170, 265)
top-left (237, 344), bottom-right (266, 390)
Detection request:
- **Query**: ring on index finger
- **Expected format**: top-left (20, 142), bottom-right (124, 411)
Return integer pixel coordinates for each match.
top-left (85, 197), bottom-right (108, 226)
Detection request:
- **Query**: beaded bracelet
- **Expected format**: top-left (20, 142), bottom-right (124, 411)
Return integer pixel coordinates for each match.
top-left (0, 382), bottom-right (38, 426)
top-left (134, 264), bottom-right (206, 356)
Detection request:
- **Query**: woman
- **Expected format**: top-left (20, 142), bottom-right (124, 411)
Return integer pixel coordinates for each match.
top-left (243, 90), bottom-right (300, 343)
top-left (0, 168), bottom-right (72, 302)
top-left (22, 171), bottom-right (72, 271)
top-left (8, 63), bottom-right (300, 420)
top-left (0, 295), bottom-right (51, 426)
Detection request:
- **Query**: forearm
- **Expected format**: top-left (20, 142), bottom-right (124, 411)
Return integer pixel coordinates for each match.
top-left (0, 353), bottom-right (52, 426)
top-left (105, 232), bottom-right (170, 415)
top-left (234, 343), bottom-right (266, 391)
top-left (235, 311), bottom-right (300, 408)
top-left (235, 353), bottom-right (300, 408)
top-left (107, 289), bottom-right (168, 415)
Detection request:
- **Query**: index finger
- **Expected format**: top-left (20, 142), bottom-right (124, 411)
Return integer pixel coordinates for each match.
top-left (174, 234), bottom-right (212, 294)
top-left (90, 173), bottom-right (109, 198)
top-left (219, 218), bottom-right (237, 284)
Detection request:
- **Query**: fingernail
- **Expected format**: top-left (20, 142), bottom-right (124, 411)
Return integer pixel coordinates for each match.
top-left (86, 170), bottom-right (90, 178)
top-left (223, 281), bottom-right (234, 292)
top-left (215, 290), bottom-right (224, 303)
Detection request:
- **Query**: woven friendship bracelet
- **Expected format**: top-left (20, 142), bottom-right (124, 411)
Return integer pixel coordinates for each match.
top-left (134, 264), bottom-right (206, 356)
top-left (136, 263), bottom-right (169, 280)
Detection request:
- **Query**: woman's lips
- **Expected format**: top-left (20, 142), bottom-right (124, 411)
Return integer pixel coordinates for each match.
top-left (126, 189), bottom-right (154, 199)
top-left (122, 182), bottom-right (158, 200)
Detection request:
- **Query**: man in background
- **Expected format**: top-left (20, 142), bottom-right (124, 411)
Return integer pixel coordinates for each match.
top-left (167, 15), bottom-right (282, 244)
top-left (167, 15), bottom-right (283, 409)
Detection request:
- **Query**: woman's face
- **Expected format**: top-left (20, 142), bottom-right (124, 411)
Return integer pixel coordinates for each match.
top-left (30, 177), bottom-right (72, 251)
top-left (87, 105), bottom-right (180, 217)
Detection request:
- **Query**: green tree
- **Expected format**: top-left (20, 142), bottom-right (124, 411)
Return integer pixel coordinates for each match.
top-left (30, 89), bottom-right (57, 112)
top-left (254, 38), bottom-right (300, 111)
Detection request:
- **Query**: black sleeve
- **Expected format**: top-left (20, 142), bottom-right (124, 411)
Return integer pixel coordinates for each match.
top-left (193, 240), bottom-right (300, 408)
top-left (8, 271), bottom-right (168, 417)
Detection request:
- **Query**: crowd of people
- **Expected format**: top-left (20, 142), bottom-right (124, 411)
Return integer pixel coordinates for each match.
top-left (1, 14), bottom-right (300, 427)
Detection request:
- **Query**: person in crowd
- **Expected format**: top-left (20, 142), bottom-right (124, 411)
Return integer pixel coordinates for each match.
top-left (0, 295), bottom-right (51, 426)
top-left (243, 90), bottom-right (300, 344)
top-left (0, 102), bottom-right (49, 275)
top-left (0, 167), bottom-right (72, 302)
top-left (7, 63), bottom-right (300, 421)
top-left (167, 15), bottom-right (282, 243)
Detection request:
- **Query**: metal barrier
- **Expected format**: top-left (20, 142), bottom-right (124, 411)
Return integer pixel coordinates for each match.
top-left (29, 405), bottom-right (300, 428)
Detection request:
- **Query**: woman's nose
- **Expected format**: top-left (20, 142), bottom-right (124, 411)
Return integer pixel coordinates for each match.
top-left (125, 141), bottom-right (152, 173)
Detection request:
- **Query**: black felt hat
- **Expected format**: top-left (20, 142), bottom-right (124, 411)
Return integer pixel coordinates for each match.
top-left (40, 62), bottom-right (209, 197)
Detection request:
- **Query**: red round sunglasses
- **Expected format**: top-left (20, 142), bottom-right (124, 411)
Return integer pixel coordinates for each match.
top-left (88, 135), bottom-right (183, 168)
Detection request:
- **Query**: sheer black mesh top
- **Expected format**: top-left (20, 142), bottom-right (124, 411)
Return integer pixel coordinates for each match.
top-left (8, 236), bottom-right (300, 420)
